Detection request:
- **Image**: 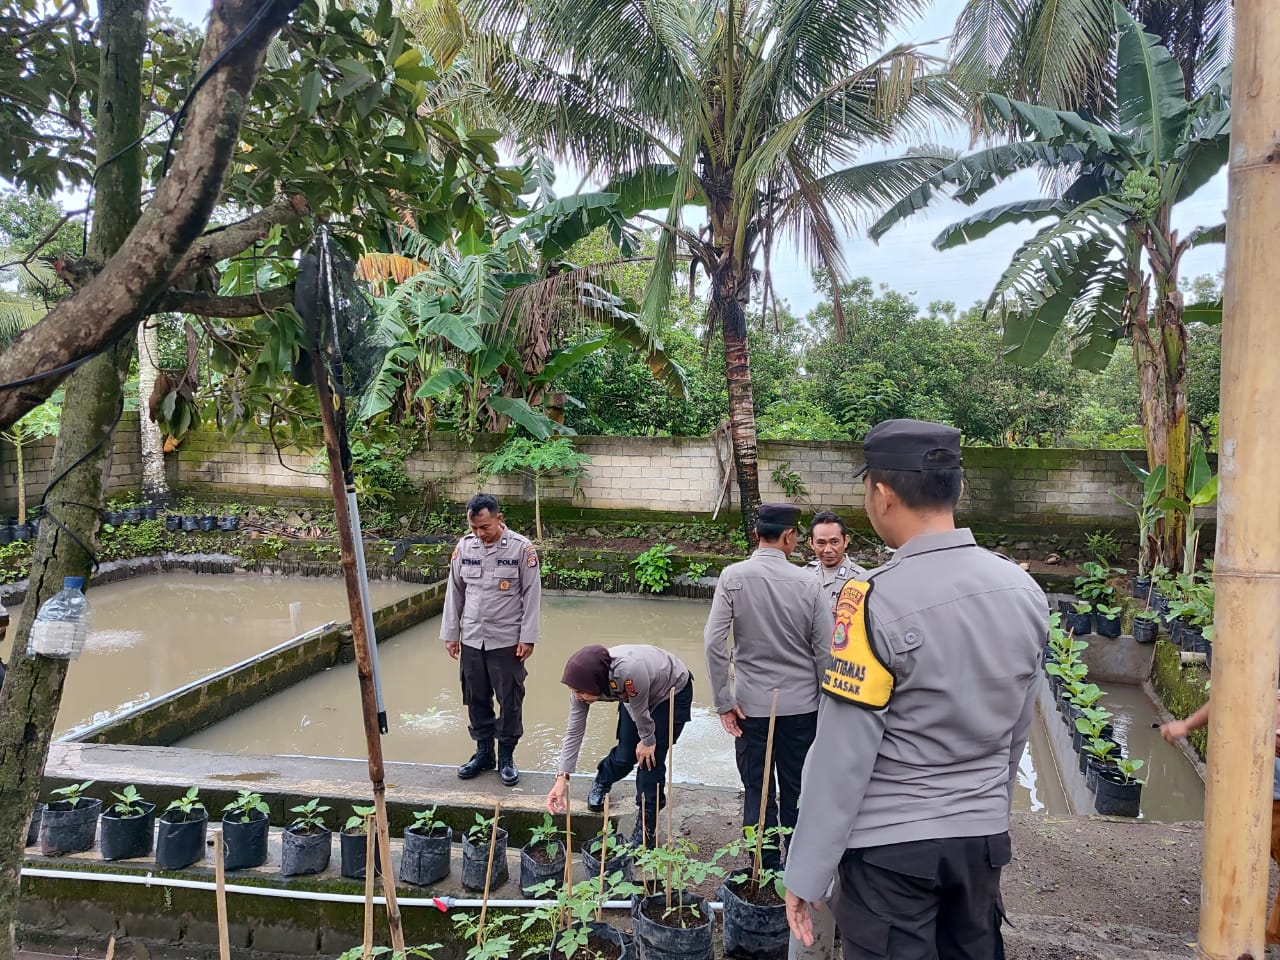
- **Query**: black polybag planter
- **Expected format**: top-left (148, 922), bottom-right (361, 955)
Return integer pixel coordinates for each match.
top-left (281, 827), bottom-right (332, 877)
top-left (549, 921), bottom-right (632, 960)
top-left (461, 827), bottom-right (509, 891)
top-left (100, 802), bottom-right (156, 861)
top-left (1131, 576), bottom-right (1151, 599)
top-left (105, 511), bottom-right (125, 526)
top-left (41, 798), bottom-right (102, 855)
top-left (156, 810), bottom-right (209, 870)
top-left (122, 508), bottom-right (142, 524)
top-left (632, 892), bottom-right (713, 960)
top-left (1133, 618), bottom-right (1159, 643)
top-left (1094, 770), bottom-right (1142, 817)
top-left (26, 804), bottom-right (43, 847)
top-left (1065, 610), bottom-right (1093, 635)
top-left (181, 515), bottom-right (199, 532)
top-left (143, 505), bottom-right (160, 521)
top-left (520, 839), bottom-right (566, 897)
top-left (197, 515), bottom-right (217, 532)
top-left (1094, 613), bottom-right (1122, 638)
top-left (720, 875), bottom-right (789, 960)
top-left (222, 810), bottom-right (270, 870)
top-left (582, 833), bottom-right (634, 883)
top-left (165, 515), bottom-right (181, 532)
top-left (11, 523), bottom-right (30, 542)
top-left (401, 825), bottom-right (452, 886)
top-left (0, 525), bottom-right (11, 546)
top-left (218, 516), bottom-right (240, 532)
top-left (340, 829), bottom-right (381, 879)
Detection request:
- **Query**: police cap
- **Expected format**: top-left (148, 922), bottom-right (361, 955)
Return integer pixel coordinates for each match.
top-left (757, 502), bottom-right (802, 528)
top-left (852, 419), bottom-right (962, 478)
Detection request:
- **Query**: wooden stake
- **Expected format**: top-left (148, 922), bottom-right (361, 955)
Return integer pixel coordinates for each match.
top-left (754, 689), bottom-right (780, 884)
top-left (665, 685), bottom-right (676, 910)
top-left (105, 935), bottom-right (115, 960)
top-left (213, 828), bottom-right (230, 960)
top-left (596, 795), bottom-right (611, 922)
top-left (1199, 8), bottom-right (1280, 955)
top-left (363, 814), bottom-right (376, 960)
top-left (559, 792), bottom-right (573, 930)
top-left (477, 802), bottom-right (502, 946)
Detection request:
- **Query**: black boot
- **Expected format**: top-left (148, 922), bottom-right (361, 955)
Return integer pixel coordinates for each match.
top-left (629, 808), bottom-right (659, 849)
top-left (587, 777), bottom-right (609, 813)
top-left (458, 740), bottom-right (496, 779)
top-left (498, 744), bottom-right (519, 786)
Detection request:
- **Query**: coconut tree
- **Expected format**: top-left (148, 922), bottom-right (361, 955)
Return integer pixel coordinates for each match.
top-left (871, 4), bottom-right (1228, 568)
top-left (453, 0), bottom-right (957, 532)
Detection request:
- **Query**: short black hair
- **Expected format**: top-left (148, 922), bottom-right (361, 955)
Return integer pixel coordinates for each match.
top-left (755, 521), bottom-right (792, 542)
top-left (865, 466), bottom-right (962, 510)
top-left (466, 492), bottom-right (500, 517)
top-left (809, 511), bottom-right (848, 537)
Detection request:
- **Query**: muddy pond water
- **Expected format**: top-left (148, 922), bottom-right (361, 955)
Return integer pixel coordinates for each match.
top-left (177, 593), bottom-right (1205, 821)
top-left (54, 574), bottom-right (415, 736)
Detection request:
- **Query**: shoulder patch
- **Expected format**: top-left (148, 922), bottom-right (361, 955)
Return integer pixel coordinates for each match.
top-left (822, 579), bottom-right (894, 709)
top-left (526, 548), bottom-right (539, 568)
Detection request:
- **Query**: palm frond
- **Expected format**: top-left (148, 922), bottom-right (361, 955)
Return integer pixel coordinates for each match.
top-left (356, 253), bottom-right (433, 294)
top-left (934, 198), bottom-right (1073, 250)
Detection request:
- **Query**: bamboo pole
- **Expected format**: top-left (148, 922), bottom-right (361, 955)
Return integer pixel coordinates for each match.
top-left (363, 816), bottom-right (376, 960)
top-left (595, 795), bottom-right (611, 921)
top-left (477, 802), bottom-right (502, 945)
top-left (559, 793), bottom-right (573, 930)
top-left (754, 689), bottom-right (780, 884)
top-left (213, 828), bottom-right (230, 960)
top-left (1198, 7), bottom-right (1280, 956)
top-left (310, 343), bottom-right (405, 955)
top-left (665, 686), bottom-right (676, 910)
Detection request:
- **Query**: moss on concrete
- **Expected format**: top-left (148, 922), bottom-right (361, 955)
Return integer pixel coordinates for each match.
top-left (1151, 638), bottom-right (1210, 760)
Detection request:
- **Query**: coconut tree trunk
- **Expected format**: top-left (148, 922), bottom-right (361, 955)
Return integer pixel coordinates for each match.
top-left (710, 274), bottom-right (761, 539)
top-left (0, 0), bottom-right (144, 953)
top-left (137, 319), bottom-right (170, 503)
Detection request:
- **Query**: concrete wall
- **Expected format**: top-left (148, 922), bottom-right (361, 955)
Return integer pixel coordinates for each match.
top-left (174, 429), bottom-right (1153, 528)
top-left (0, 411), bottom-right (143, 517)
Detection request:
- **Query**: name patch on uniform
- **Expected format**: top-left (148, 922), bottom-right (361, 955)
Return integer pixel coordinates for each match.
top-left (496, 558), bottom-right (520, 567)
top-left (461, 558), bottom-right (482, 566)
top-left (822, 579), bottom-right (894, 709)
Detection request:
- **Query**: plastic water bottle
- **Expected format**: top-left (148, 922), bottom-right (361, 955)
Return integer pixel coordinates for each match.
top-left (27, 577), bottom-right (91, 660)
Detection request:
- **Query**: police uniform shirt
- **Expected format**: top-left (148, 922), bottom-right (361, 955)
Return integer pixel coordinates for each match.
top-left (440, 526), bottom-right (541, 650)
top-left (807, 557), bottom-right (869, 613)
top-left (704, 547), bottom-right (835, 718)
top-left (783, 528), bottom-right (1048, 903)
top-left (556, 645), bottom-right (691, 774)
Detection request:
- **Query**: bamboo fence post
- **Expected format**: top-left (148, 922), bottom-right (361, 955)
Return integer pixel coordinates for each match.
top-left (596, 795), bottom-right (611, 922)
top-left (363, 814), bottom-right (377, 960)
top-left (1199, 6), bottom-right (1280, 955)
top-left (665, 686), bottom-right (677, 910)
top-left (753, 690), bottom-right (780, 883)
top-left (213, 828), bottom-right (231, 960)
top-left (477, 802), bottom-right (502, 946)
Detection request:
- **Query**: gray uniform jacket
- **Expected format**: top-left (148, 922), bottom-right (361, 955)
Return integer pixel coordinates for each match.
top-left (704, 548), bottom-right (835, 717)
top-left (784, 528), bottom-right (1048, 903)
top-left (439, 527), bottom-right (541, 650)
top-left (807, 557), bottom-right (869, 613)
top-left (557, 645), bottom-right (691, 773)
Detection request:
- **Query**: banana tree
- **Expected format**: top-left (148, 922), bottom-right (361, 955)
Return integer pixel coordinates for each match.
top-left (1159, 441), bottom-right (1217, 577)
top-left (870, 3), bottom-right (1228, 569)
top-left (1117, 454), bottom-right (1166, 578)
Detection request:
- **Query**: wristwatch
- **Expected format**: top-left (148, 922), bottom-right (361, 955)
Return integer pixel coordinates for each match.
top-left (556, 772), bottom-right (571, 781)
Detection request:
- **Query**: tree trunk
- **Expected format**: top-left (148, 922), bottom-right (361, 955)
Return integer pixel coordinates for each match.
top-left (13, 443), bottom-right (24, 528)
top-left (137, 319), bottom-right (170, 503)
top-left (0, 0), bottom-right (144, 953)
top-left (710, 275), bottom-right (761, 541)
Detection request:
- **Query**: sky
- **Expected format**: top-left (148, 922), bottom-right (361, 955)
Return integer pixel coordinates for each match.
top-left (165, 0), bottom-right (1228, 316)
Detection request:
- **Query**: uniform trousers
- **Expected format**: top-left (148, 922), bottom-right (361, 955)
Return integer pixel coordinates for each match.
top-left (834, 833), bottom-right (1011, 960)
top-left (459, 644), bottom-right (526, 747)
top-left (595, 678), bottom-right (694, 814)
top-left (735, 712), bottom-right (816, 856)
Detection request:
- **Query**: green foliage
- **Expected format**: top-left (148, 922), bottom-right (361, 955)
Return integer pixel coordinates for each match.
top-left (1084, 738), bottom-right (1120, 764)
top-left (344, 804), bottom-right (376, 834)
top-left (336, 944), bottom-right (441, 960)
top-left (631, 544), bottom-right (676, 594)
top-left (223, 789), bottom-right (269, 824)
top-left (289, 799), bottom-right (331, 833)
top-left (526, 813), bottom-right (563, 862)
top-left (165, 787), bottom-right (205, 822)
top-left (409, 805), bottom-right (448, 835)
top-left (756, 401), bottom-right (848, 442)
top-left (467, 812), bottom-right (499, 845)
top-left (97, 519), bottom-right (165, 560)
top-left (108, 785), bottom-right (148, 819)
top-left (1116, 758), bottom-right (1146, 785)
top-left (49, 780), bottom-right (95, 809)
top-left (633, 838), bottom-right (722, 918)
top-left (1085, 530), bottom-right (1121, 564)
top-left (769, 463), bottom-right (809, 500)
top-left (479, 437), bottom-right (591, 485)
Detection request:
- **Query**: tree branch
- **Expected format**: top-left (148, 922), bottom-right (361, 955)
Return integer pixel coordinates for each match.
top-left (154, 284), bottom-right (294, 317)
top-left (0, 0), bottom-right (302, 431)
top-left (174, 196), bottom-right (309, 278)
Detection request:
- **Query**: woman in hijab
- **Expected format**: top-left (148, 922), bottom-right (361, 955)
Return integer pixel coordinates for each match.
top-left (545, 643), bottom-right (694, 848)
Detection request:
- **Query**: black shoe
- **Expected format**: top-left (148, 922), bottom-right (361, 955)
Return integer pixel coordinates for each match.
top-left (629, 814), bottom-right (658, 850)
top-left (458, 740), bottom-right (496, 779)
top-left (587, 777), bottom-right (609, 813)
top-left (498, 745), bottom-right (519, 786)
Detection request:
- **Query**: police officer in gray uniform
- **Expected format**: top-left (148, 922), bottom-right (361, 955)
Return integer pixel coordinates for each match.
top-left (806, 510), bottom-right (867, 613)
top-left (705, 502), bottom-right (834, 865)
top-left (441, 493), bottom-right (541, 787)
top-left (783, 420), bottom-right (1047, 960)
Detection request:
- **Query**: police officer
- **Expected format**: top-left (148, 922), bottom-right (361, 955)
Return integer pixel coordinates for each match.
top-left (441, 492), bottom-right (541, 787)
top-left (784, 420), bottom-right (1047, 960)
top-left (546, 643), bottom-right (694, 848)
top-left (705, 502), bottom-right (834, 866)
top-left (806, 510), bottom-right (867, 613)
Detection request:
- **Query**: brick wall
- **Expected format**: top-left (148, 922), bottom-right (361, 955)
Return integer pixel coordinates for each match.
top-left (170, 429), bottom-right (1155, 529)
top-left (0, 412), bottom-right (143, 518)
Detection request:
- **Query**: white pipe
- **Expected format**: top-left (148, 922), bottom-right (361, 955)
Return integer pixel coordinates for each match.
top-left (20, 867), bottom-right (723, 912)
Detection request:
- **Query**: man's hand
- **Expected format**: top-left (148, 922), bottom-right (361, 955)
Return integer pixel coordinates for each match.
top-left (546, 776), bottom-right (569, 814)
top-left (720, 705), bottom-right (746, 737)
top-left (515, 642), bottom-right (535, 661)
top-left (785, 891), bottom-right (815, 946)
top-left (635, 742), bottom-right (657, 769)
top-left (445, 640), bottom-right (461, 660)
top-left (1160, 719), bottom-right (1188, 743)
